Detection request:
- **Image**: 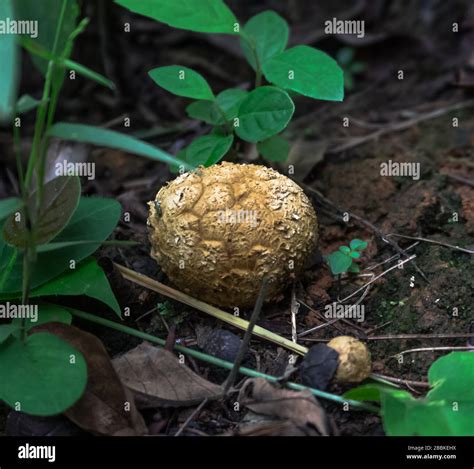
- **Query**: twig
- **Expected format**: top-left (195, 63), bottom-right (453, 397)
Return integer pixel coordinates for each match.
top-left (174, 398), bottom-right (208, 437)
top-left (328, 99), bottom-right (474, 154)
top-left (114, 263), bottom-right (308, 355)
top-left (224, 278), bottom-right (269, 395)
top-left (366, 242), bottom-right (419, 271)
top-left (66, 307), bottom-right (379, 413)
top-left (303, 184), bottom-right (429, 283)
top-left (392, 346), bottom-right (473, 358)
top-left (372, 373), bottom-right (429, 389)
top-left (368, 332), bottom-right (474, 341)
top-left (445, 173), bottom-right (474, 188)
top-left (386, 233), bottom-right (474, 254)
top-left (337, 255), bottom-right (417, 303)
top-left (290, 284), bottom-right (298, 343)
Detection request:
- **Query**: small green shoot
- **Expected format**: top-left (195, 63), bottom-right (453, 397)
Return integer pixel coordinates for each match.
top-left (326, 238), bottom-right (368, 275)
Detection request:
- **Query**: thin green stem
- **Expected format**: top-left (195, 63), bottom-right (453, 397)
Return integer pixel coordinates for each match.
top-left (67, 307), bottom-right (379, 413)
top-left (239, 32), bottom-right (262, 88)
top-left (37, 0), bottom-right (69, 204)
top-left (20, 253), bottom-right (31, 341)
top-left (24, 0), bottom-right (68, 192)
top-left (13, 122), bottom-right (26, 199)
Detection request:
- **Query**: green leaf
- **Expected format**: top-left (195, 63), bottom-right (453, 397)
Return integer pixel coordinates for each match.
top-left (48, 123), bottom-right (192, 169)
top-left (149, 65), bottom-right (214, 100)
top-left (0, 324), bottom-right (19, 344)
top-left (0, 198), bottom-right (22, 221)
top-left (0, 333), bottom-right (87, 416)
top-left (216, 88), bottom-right (248, 120)
top-left (186, 89), bottom-right (248, 125)
top-left (20, 37), bottom-right (115, 90)
top-left (27, 258), bottom-right (121, 316)
top-left (0, 197), bottom-right (121, 294)
top-left (63, 58), bottom-right (115, 90)
top-left (350, 353), bottom-right (474, 436)
top-left (3, 176), bottom-right (81, 249)
top-left (16, 0), bottom-right (79, 75)
top-left (428, 352), bottom-right (474, 401)
top-left (347, 263), bottom-right (360, 273)
top-left (349, 251), bottom-right (361, 259)
top-left (16, 94), bottom-right (42, 114)
top-left (326, 251), bottom-right (353, 275)
top-left (339, 245), bottom-right (351, 254)
top-left (263, 45), bottom-right (344, 101)
top-left (336, 47), bottom-right (355, 66)
top-left (343, 384), bottom-right (383, 403)
top-left (240, 10), bottom-right (289, 71)
top-left (235, 86), bottom-right (294, 143)
top-left (12, 303), bottom-right (72, 336)
top-left (257, 135), bottom-right (290, 162)
top-left (0, 0), bottom-right (19, 123)
top-left (114, 0), bottom-right (238, 34)
top-left (186, 100), bottom-right (222, 125)
top-left (350, 239), bottom-right (368, 251)
top-left (185, 134), bottom-right (234, 167)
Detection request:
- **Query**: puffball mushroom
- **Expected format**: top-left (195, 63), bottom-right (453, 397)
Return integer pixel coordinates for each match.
top-left (327, 336), bottom-right (372, 384)
top-left (147, 162), bottom-right (318, 308)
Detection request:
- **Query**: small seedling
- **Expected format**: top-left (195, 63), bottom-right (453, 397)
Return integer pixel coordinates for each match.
top-left (326, 238), bottom-right (368, 275)
top-left (336, 47), bottom-right (365, 91)
top-left (115, 0), bottom-right (344, 167)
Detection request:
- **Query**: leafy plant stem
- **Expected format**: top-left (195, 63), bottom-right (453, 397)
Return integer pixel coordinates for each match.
top-left (13, 122), bottom-right (26, 199)
top-left (23, 0), bottom-right (67, 193)
top-left (20, 252), bottom-right (31, 341)
top-left (66, 306), bottom-right (379, 413)
top-left (37, 0), bottom-right (69, 206)
top-left (239, 32), bottom-right (262, 87)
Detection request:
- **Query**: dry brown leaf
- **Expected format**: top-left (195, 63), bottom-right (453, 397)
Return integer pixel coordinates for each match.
top-left (238, 378), bottom-right (330, 436)
top-left (113, 342), bottom-right (223, 408)
top-left (32, 323), bottom-right (147, 436)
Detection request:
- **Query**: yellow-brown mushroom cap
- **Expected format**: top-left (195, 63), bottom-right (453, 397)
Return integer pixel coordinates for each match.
top-left (327, 336), bottom-right (372, 383)
top-left (147, 162), bottom-right (318, 308)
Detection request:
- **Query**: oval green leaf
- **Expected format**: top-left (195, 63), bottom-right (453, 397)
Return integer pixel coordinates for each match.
top-left (263, 45), bottom-right (344, 101)
top-left (236, 86), bottom-right (294, 143)
top-left (3, 176), bottom-right (81, 249)
top-left (114, 0), bottom-right (238, 34)
top-left (48, 123), bottom-right (191, 169)
top-left (257, 135), bottom-right (290, 162)
top-left (350, 238), bottom-right (368, 251)
top-left (149, 65), bottom-right (214, 100)
top-left (0, 197), bottom-right (121, 294)
top-left (186, 100), bottom-right (223, 125)
top-left (0, 333), bottom-right (87, 416)
top-left (327, 251), bottom-right (353, 275)
top-left (186, 133), bottom-right (234, 167)
top-left (12, 303), bottom-right (72, 337)
top-left (216, 88), bottom-right (248, 120)
top-left (27, 258), bottom-right (121, 316)
top-left (240, 10), bottom-right (289, 71)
